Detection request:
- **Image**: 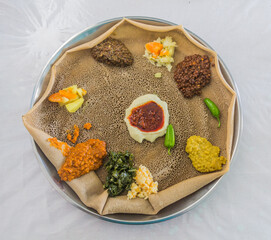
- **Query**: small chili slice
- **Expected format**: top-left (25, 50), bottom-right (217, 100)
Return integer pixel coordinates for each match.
top-left (164, 124), bottom-right (175, 155)
top-left (204, 98), bottom-right (221, 127)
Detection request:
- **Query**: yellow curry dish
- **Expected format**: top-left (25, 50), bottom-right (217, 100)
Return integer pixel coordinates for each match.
top-left (185, 135), bottom-right (227, 173)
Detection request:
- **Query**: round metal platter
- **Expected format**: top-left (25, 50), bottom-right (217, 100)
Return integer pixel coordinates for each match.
top-left (30, 16), bottom-right (243, 224)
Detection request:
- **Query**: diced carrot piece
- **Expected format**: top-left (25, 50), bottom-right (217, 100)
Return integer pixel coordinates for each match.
top-left (82, 88), bottom-right (87, 96)
top-left (48, 92), bottom-right (64, 102)
top-left (59, 90), bottom-right (77, 100)
top-left (83, 122), bottom-right (92, 130)
top-left (145, 42), bottom-right (163, 57)
top-left (160, 49), bottom-right (169, 57)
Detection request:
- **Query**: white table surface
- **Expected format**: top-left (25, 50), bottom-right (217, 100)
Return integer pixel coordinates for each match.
top-left (1, 0), bottom-right (271, 239)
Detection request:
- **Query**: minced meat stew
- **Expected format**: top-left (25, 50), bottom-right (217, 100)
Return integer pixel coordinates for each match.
top-left (174, 54), bottom-right (211, 98)
top-left (90, 37), bottom-right (134, 67)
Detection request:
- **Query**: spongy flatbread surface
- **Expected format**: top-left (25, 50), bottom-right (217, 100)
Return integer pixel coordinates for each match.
top-left (23, 19), bottom-right (236, 215)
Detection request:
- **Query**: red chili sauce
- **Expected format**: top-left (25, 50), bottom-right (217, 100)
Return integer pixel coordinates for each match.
top-left (128, 101), bottom-right (164, 132)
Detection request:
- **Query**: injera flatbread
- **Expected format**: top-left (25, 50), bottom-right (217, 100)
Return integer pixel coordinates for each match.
top-left (23, 18), bottom-right (236, 215)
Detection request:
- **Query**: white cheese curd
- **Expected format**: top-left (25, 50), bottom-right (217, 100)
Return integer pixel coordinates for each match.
top-left (127, 165), bottom-right (158, 200)
top-left (124, 94), bottom-right (169, 143)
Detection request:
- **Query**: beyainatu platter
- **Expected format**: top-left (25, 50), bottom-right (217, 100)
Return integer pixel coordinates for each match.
top-left (23, 17), bottom-right (241, 224)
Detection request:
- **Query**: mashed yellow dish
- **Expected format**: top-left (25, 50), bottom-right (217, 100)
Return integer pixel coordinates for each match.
top-left (185, 136), bottom-right (227, 172)
top-left (127, 165), bottom-right (158, 199)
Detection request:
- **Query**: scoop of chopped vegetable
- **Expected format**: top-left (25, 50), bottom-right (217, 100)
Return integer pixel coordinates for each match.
top-left (143, 36), bottom-right (177, 71)
top-left (103, 151), bottom-right (136, 197)
top-left (48, 85), bottom-right (87, 113)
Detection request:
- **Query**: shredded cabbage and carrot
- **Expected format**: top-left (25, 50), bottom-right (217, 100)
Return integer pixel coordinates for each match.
top-left (143, 36), bottom-right (177, 71)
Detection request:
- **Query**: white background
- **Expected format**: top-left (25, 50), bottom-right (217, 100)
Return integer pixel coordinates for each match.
top-left (1, 0), bottom-right (271, 239)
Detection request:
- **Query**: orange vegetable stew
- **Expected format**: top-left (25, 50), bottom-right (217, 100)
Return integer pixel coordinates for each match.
top-left (67, 124), bottom-right (80, 143)
top-left (48, 137), bottom-right (71, 156)
top-left (48, 122), bottom-right (106, 182)
top-left (58, 139), bottom-right (107, 181)
top-left (83, 122), bottom-right (92, 130)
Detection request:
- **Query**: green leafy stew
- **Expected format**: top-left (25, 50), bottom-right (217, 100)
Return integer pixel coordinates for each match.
top-left (103, 151), bottom-right (136, 197)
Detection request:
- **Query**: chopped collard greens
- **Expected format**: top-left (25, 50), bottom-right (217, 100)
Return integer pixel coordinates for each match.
top-left (103, 151), bottom-right (136, 197)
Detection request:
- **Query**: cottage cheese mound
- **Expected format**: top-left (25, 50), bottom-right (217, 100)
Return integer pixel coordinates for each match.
top-left (127, 165), bottom-right (158, 199)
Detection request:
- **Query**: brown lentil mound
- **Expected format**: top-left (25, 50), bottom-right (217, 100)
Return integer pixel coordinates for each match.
top-left (90, 37), bottom-right (134, 67)
top-left (174, 54), bottom-right (211, 98)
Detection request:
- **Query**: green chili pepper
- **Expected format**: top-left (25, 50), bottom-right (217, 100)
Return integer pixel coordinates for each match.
top-left (164, 124), bottom-right (175, 155)
top-left (204, 98), bottom-right (221, 128)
